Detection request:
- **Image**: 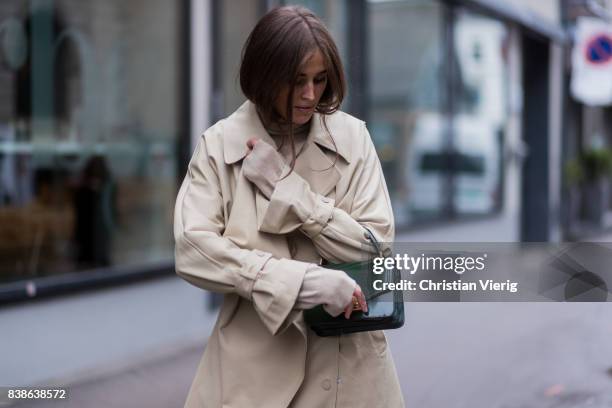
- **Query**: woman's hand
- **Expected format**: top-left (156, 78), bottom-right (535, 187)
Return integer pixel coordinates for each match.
top-left (243, 138), bottom-right (285, 199)
top-left (296, 265), bottom-right (367, 318)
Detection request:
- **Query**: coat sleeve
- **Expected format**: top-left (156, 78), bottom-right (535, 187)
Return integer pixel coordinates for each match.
top-left (173, 134), bottom-right (309, 335)
top-left (257, 123), bottom-right (395, 263)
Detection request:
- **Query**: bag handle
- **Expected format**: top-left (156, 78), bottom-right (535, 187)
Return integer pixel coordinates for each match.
top-left (362, 225), bottom-right (384, 258)
top-left (362, 225), bottom-right (398, 300)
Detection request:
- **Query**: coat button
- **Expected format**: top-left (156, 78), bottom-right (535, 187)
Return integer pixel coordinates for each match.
top-left (321, 379), bottom-right (332, 391)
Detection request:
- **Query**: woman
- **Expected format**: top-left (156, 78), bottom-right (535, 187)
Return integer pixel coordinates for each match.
top-left (174, 5), bottom-right (404, 407)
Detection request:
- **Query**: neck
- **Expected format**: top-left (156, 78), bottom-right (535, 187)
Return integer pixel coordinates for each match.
top-left (266, 120), bottom-right (311, 139)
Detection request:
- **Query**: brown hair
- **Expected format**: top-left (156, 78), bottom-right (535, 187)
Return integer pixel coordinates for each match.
top-left (239, 5), bottom-right (345, 170)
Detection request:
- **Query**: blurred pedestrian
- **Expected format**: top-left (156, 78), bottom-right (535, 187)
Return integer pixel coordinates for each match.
top-left (174, 5), bottom-right (403, 407)
top-left (73, 155), bottom-right (116, 268)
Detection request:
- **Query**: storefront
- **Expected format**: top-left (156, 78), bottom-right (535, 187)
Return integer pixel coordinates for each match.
top-left (0, 0), bottom-right (190, 300)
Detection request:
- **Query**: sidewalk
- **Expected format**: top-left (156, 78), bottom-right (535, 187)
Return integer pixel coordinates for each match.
top-left (9, 342), bottom-right (205, 408)
top-left (8, 304), bottom-right (612, 408)
top-left (0, 274), bottom-right (217, 407)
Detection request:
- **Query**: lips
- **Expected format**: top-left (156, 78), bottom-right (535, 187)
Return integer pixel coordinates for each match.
top-left (295, 106), bottom-right (314, 113)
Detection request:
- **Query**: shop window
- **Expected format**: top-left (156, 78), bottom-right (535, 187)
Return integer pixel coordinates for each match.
top-left (366, 1), bottom-right (507, 225)
top-left (0, 0), bottom-right (185, 283)
top-left (451, 10), bottom-right (508, 215)
top-left (367, 0), bottom-right (446, 225)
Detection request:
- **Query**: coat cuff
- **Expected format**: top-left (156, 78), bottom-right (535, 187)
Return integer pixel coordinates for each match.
top-left (251, 257), bottom-right (309, 335)
top-left (301, 194), bottom-right (335, 239)
top-left (235, 249), bottom-right (273, 300)
top-left (257, 170), bottom-right (334, 237)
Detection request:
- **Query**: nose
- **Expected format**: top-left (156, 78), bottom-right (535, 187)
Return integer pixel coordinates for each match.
top-left (301, 81), bottom-right (315, 102)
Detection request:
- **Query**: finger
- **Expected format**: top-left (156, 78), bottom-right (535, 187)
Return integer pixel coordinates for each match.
top-left (355, 285), bottom-right (367, 312)
top-left (246, 138), bottom-right (258, 149)
top-left (351, 295), bottom-right (361, 311)
top-left (344, 304), bottom-right (352, 319)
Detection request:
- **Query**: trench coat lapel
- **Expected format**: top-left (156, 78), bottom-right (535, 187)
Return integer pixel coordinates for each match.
top-left (223, 100), bottom-right (345, 197)
top-left (292, 127), bottom-right (341, 197)
top-left (222, 101), bottom-right (278, 165)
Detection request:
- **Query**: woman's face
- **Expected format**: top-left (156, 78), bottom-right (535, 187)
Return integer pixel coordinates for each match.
top-left (275, 49), bottom-right (328, 125)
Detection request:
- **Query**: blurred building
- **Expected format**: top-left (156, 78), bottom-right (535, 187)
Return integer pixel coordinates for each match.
top-left (206, 0), bottom-right (567, 244)
top-left (1, 0), bottom-right (611, 301)
top-left (560, 0), bottom-right (612, 238)
top-left (0, 0), bottom-right (189, 300)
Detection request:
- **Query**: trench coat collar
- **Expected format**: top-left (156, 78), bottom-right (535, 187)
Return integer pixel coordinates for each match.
top-left (222, 100), bottom-right (352, 166)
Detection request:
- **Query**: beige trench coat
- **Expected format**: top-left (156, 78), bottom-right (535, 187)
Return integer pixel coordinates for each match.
top-left (174, 100), bottom-right (404, 408)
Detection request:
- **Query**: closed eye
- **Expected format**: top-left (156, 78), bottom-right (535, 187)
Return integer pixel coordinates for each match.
top-left (295, 76), bottom-right (327, 87)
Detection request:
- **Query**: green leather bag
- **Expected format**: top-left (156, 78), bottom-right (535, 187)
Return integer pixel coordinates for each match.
top-left (304, 228), bottom-right (404, 337)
